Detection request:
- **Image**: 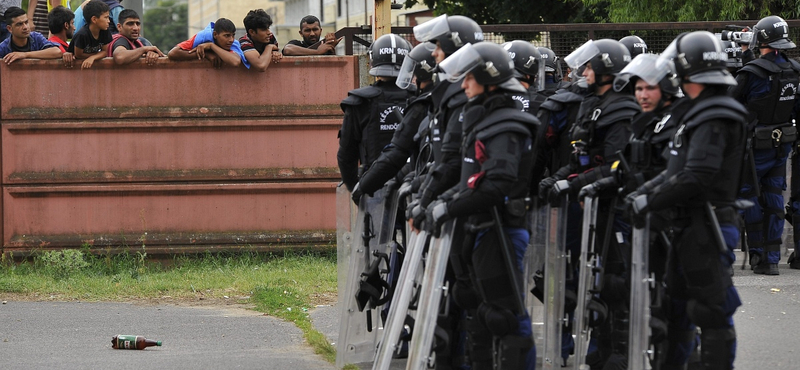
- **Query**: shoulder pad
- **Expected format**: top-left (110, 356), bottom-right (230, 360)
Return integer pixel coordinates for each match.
top-left (790, 59), bottom-right (800, 73)
top-left (447, 90), bottom-right (468, 109)
top-left (341, 86), bottom-right (383, 109)
top-left (741, 59), bottom-right (780, 78)
top-left (475, 108), bottom-right (541, 140)
top-left (539, 98), bottom-right (563, 112)
top-left (410, 91), bottom-right (433, 105)
top-left (442, 81), bottom-right (464, 104)
top-left (347, 86), bottom-right (383, 99)
top-left (683, 96), bottom-right (747, 130)
top-left (548, 91), bottom-right (584, 104)
top-left (595, 95), bottom-right (640, 129)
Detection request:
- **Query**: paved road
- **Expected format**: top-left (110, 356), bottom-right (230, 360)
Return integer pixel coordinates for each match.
top-left (2, 252), bottom-right (800, 369)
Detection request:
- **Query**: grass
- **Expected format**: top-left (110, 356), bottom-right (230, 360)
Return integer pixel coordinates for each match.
top-left (0, 248), bottom-right (344, 365)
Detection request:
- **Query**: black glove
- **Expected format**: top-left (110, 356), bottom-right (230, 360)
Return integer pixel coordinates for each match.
top-left (578, 183), bottom-right (599, 200)
top-left (383, 177), bottom-right (400, 193)
top-left (424, 200), bottom-right (449, 235)
top-left (538, 176), bottom-right (557, 201)
top-left (351, 182), bottom-right (364, 205)
top-left (407, 202), bottom-right (426, 231)
top-left (548, 179), bottom-right (570, 205)
top-left (630, 193), bottom-right (649, 229)
top-left (622, 190), bottom-right (640, 211)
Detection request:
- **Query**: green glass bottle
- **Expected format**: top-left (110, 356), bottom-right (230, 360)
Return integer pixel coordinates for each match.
top-left (111, 335), bottom-right (162, 350)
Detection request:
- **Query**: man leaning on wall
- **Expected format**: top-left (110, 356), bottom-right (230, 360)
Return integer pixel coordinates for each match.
top-left (282, 15), bottom-right (340, 56)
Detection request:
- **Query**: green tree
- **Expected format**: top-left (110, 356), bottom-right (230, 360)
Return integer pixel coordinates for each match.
top-left (403, 0), bottom-right (609, 24)
top-left (143, 0), bottom-right (188, 52)
top-left (581, 0), bottom-right (800, 22)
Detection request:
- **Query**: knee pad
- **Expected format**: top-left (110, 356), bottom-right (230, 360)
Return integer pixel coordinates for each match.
top-left (699, 328), bottom-right (736, 370)
top-left (478, 303), bottom-right (518, 337)
top-left (601, 273), bottom-right (629, 305)
top-left (452, 280), bottom-right (480, 310)
top-left (686, 299), bottom-right (728, 329)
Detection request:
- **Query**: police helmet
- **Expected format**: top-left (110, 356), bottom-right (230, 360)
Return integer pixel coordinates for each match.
top-left (413, 14), bottom-right (484, 56)
top-left (396, 42), bottom-right (437, 89)
top-left (751, 15), bottom-right (795, 50)
top-left (438, 42), bottom-right (525, 93)
top-left (657, 31), bottom-right (736, 86)
top-left (619, 35), bottom-right (648, 57)
top-left (368, 33), bottom-right (412, 77)
top-left (538, 47), bottom-right (563, 79)
top-left (502, 40), bottom-right (542, 77)
top-left (565, 39), bottom-right (631, 77)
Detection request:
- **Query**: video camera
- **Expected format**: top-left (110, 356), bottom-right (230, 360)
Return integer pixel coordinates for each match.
top-left (719, 25), bottom-right (753, 45)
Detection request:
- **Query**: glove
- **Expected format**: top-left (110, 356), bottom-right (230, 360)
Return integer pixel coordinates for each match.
top-left (424, 200), bottom-right (449, 235)
top-left (630, 193), bottom-right (649, 229)
top-left (538, 176), bottom-right (557, 201)
top-left (548, 179), bottom-right (570, 205)
top-left (407, 202), bottom-right (426, 231)
top-left (383, 177), bottom-right (400, 193)
top-left (351, 182), bottom-right (364, 205)
top-left (578, 183), bottom-right (599, 200)
top-left (622, 190), bottom-right (640, 211)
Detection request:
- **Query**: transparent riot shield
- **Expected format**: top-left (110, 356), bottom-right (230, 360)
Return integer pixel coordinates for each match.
top-left (525, 200), bottom-right (549, 365)
top-left (373, 229), bottom-right (428, 370)
top-left (336, 188), bottom-right (390, 367)
top-left (628, 214), bottom-right (653, 370)
top-left (542, 198), bottom-right (569, 369)
top-left (573, 194), bottom-right (599, 370)
top-left (406, 220), bottom-right (457, 370)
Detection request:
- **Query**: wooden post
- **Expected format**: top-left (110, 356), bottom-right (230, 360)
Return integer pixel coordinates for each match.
top-left (373, 0), bottom-right (392, 39)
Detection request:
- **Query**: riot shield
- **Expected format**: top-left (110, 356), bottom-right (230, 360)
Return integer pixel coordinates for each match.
top-left (628, 214), bottom-right (652, 370)
top-left (541, 198), bottom-right (569, 369)
top-left (406, 220), bottom-right (457, 370)
top-left (373, 229), bottom-right (428, 370)
top-left (525, 200), bottom-right (548, 362)
top-left (573, 194), bottom-right (599, 370)
top-left (336, 188), bottom-right (390, 367)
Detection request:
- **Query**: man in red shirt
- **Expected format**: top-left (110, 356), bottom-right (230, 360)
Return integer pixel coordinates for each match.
top-left (47, 5), bottom-right (75, 68)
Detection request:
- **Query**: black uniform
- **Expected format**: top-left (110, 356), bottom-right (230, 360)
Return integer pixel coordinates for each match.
top-left (638, 87), bottom-right (747, 369)
top-left (439, 92), bottom-right (540, 370)
top-left (337, 80), bottom-right (414, 191)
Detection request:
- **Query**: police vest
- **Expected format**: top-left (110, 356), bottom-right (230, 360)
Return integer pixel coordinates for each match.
top-left (340, 84), bottom-right (413, 168)
top-left (570, 91), bottom-right (639, 171)
top-left (428, 80), bottom-right (467, 164)
top-left (537, 90), bottom-right (585, 171)
top-left (739, 57), bottom-right (800, 125)
top-left (665, 95), bottom-right (747, 207)
top-left (627, 99), bottom-right (687, 185)
top-left (459, 102), bottom-right (539, 227)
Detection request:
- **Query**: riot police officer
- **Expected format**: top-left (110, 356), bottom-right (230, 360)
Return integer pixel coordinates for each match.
top-left (543, 38), bottom-right (640, 369)
top-left (338, 33), bottom-right (414, 195)
top-left (538, 46), bottom-right (568, 95)
top-left (428, 41), bottom-right (540, 370)
top-left (503, 40), bottom-right (545, 113)
top-left (632, 30), bottom-right (746, 370)
top-left (730, 15), bottom-right (800, 275)
top-left (353, 42), bottom-right (438, 201)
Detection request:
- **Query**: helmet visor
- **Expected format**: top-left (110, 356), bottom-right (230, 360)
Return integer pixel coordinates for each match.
top-left (396, 43), bottom-right (436, 89)
top-left (413, 14), bottom-right (449, 43)
top-left (534, 54), bottom-right (546, 91)
top-left (564, 40), bottom-right (600, 69)
top-left (613, 53), bottom-right (667, 92)
top-left (438, 43), bottom-right (482, 82)
top-left (655, 38), bottom-right (678, 72)
top-left (396, 57), bottom-right (417, 89)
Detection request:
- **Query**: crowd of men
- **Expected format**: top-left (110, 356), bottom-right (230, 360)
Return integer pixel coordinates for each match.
top-left (337, 13), bottom-right (800, 370)
top-left (0, 0), bottom-right (335, 69)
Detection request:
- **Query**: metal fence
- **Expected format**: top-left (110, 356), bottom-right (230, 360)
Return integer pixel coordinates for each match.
top-left (336, 20), bottom-right (800, 69)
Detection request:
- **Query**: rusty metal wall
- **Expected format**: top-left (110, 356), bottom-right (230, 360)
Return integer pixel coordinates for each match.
top-left (0, 56), bottom-right (359, 256)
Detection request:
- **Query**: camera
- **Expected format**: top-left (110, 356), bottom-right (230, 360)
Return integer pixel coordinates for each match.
top-left (720, 30), bottom-right (753, 44)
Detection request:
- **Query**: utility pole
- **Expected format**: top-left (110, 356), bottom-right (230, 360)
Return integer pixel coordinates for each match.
top-left (373, 0), bottom-right (392, 39)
